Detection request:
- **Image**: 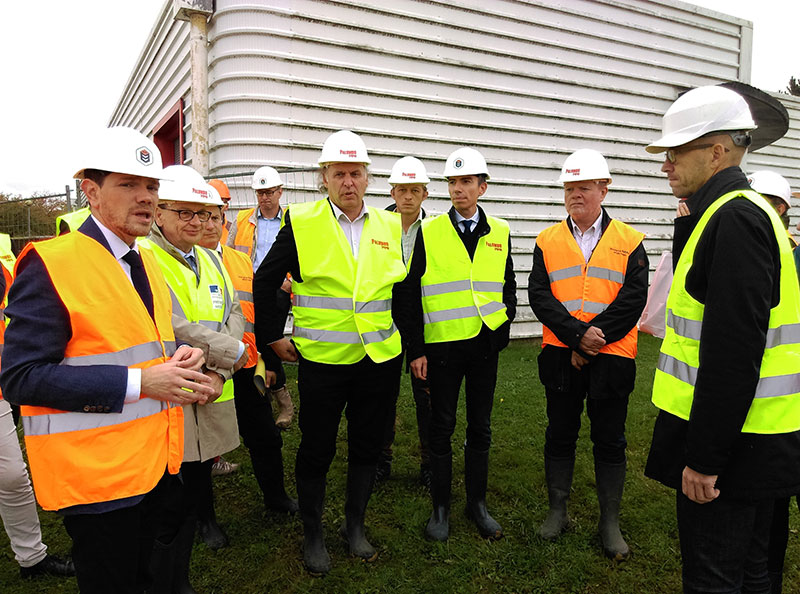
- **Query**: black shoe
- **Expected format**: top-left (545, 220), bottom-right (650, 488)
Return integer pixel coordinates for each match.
top-left (19, 554), bottom-right (75, 579)
top-left (198, 518), bottom-right (229, 550)
top-left (265, 495), bottom-right (299, 514)
top-left (375, 460), bottom-right (391, 483)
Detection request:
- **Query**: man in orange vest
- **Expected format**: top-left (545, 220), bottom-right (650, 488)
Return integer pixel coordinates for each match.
top-left (199, 186), bottom-right (298, 515)
top-left (0, 127), bottom-right (214, 594)
top-left (226, 166), bottom-right (295, 429)
top-left (528, 149), bottom-right (648, 561)
top-left (208, 178), bottom-right (233, 244)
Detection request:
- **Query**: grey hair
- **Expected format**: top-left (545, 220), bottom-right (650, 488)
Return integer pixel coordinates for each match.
top-left (316, 164), bottom-right (373, 194)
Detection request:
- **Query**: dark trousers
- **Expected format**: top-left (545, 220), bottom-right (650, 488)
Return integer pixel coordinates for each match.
top-left (677, 492), bottom-right (773, 594)
top-left (427, 334), bottom-right (498, 456)
top-left (767, 496), bottom-right (800, 585)
top-left (63, 472), bottom-right (183, 594)
top-left (379, 355), bottom-right (432, 467)
top-left (180, 460), bottom-right (213, 522)
top-left (295, 354), bottom-right (403, 480)
top-left (233, 365), bottom-right (284, 502)
top-left (544, 388), bottom-right (629, 464)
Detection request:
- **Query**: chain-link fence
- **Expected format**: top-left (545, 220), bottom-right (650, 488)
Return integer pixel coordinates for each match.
top-left (0, 183), bottom-right (84, 253)
top-left (208, 167), bottom-right (321, 214)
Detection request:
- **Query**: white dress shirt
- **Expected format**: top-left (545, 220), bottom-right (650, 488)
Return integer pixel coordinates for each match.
top-left (453, 209), bottom-right (480, 234)
top-left (570, 212), bottom-right (603, 263)
top-left (330, 200), bottom-right (369, 258)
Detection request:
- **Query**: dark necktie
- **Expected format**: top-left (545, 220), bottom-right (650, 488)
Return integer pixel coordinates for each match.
top-left (185, 253), bottom-right (200, 283)
top-left (122, 250), bottom-right (155, 319)
top-left (461, 220), bottom-right (473, 234)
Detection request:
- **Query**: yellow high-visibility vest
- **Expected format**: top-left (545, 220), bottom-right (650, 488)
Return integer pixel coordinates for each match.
top-left (290, 199), bottom-right (406, 364)
top-left (652, 189), bottom-right (800, 433)
top-left (420, 213), bottom-right (509, 344)
top-left (55, 208), bottom-right (91, 236)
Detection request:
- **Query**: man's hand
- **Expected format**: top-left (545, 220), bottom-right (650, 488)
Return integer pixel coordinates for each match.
top-left (141, 360), bottom-right (214, 405)
top-left (571, 350), bottom-right (588, 370)
top-left (579, 326), bottom-right (606, 356)
top-left (280, 278), bottom-right (292, 294)
top-left (233, 346), bottom-right (249, 372)
top-left (410, 356), bottom-right (427, 381)
top-left (172, 345), bottom-right (205, 371)
top-left (682, 466), bottom-right (720, 504)
top-left (264, 370), bottom-right (277, 389)
top-left (676, 201), bottom-right (690, 217)
top-left (271, 337), bottom-right (298, 362)
top-left (203, 370), bottom-right (225, 403)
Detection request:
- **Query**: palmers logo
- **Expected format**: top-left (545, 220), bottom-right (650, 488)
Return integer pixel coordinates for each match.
top-left (371, 239), bottom-right (390, 250)
top-left (402, 172), bottom-right (416, 179)
top-left (565, 168), bottom-right (580, 176)
top-left (340, 149), bottom-right (358, 158)
top-left (485, 241), bottom-right (503, 252)
top-left (192, 188), bottom-right (209, 199)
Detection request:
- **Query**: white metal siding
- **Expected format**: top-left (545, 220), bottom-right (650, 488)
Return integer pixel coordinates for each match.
top-left (110, 0), bottom-right (800, 338)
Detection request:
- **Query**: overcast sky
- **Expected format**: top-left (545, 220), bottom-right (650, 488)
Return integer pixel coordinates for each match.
top-left (1, 0), bottom-right (797, 196)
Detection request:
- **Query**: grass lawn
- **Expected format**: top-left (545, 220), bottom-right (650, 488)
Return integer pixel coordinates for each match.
top-left (3, 334), bottom-right (800, 593)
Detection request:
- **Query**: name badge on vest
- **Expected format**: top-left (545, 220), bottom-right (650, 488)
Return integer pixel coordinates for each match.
top-left (209, 285), bottom-right (224, 310)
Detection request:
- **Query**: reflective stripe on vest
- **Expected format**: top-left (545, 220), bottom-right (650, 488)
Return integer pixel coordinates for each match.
top-left (652, 189), bottom-right (800, 433)
top-left (420, 213), bottom-right (509, 344)
top-left (18, 233), bottom-right (182, 511)
top-left (233, 208), bottom-right (256, 258)
top-left (290, 199), bottom-right (406, 364)
top-left (222, 245), bottom-right (257, 368)
top-left (141, 239), bottom-right (237, 402)
top-left (537, 218), bottom-right (644, 359)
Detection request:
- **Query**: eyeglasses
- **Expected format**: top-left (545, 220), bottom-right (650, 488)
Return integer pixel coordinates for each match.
top-left (256, 188), bottom-right (280, 198)
top-left (158, 206), bottom-right (212, 222)
top-left (665, 143), bottom-right (729, 164)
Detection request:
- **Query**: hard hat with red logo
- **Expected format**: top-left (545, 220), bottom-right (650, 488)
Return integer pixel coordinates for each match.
top-left (74, 126), bottom-right (169, 180)
top-left (159, 165), bottom-right (223, 206)
top-left (442, 147), bottom-right (490, 180)
top-left (208, 179), bottom-right (231, 200)
top-left (388, 156), bottom-right (430, 185)
top-left (318, 130), bottom-right (371, 166)
top-left (646, 85), bottom-right (756, 154)
top-left (558, 149), bottom-right (612, 184)
top-left (251, 166), bottom-right (283, 190)
top-left (747, 170), bottom-right (792, 209)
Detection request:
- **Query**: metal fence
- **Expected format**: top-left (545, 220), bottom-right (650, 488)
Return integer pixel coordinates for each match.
top-left (0, 183), bottom-right (84, 253)
top-left (208, 167), bottom-right (321, 214)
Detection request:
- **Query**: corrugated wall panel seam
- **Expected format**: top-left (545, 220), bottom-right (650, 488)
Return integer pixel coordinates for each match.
top-left (223, 1), bottom-right (742, 63)
top-left (209, 22), bottom-right (739, 94)
top-left (109, 0), bottom-right (173, 124)
top-left (208, 55), bottom-right (668, 116)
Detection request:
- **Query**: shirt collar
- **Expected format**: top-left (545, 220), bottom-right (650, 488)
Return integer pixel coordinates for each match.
top-left (570, 212), bottom-right (603, 236)
top-left (330, 199), bottom-right (368, 222)
top-left (90, 214), bottom-right (138, 258)
top-left (257, 207), bottom-right (283, 221)
top-left (453, 209), bottom-right (479, 225)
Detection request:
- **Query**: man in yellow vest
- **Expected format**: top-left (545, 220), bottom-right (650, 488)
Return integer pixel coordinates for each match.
top-left (747, 170), bottom-right (796, 248)
top-left (226, 165), bottom-right (295, 429)
top-left (645, 85), bottom-right (800, 592)
top-left (404, 147), bottom-right (517, 542)
top-left (0, 126), bottom-right (214, 593)
top-left (199, 184), bottom-right (298, 515)
top-left (253, 130), bottom-right (407, 575)
top-left (143, 164), bottom-right (247, 590)
top-left (528, 149), bottom-right (648, 560)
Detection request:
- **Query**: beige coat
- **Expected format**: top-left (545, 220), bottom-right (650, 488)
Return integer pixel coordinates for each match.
top-left (147, 225), bottom-right (244, 462)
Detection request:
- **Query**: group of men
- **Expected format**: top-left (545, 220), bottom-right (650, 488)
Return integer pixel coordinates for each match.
top-left (0, 83), bottom-right (798, 594)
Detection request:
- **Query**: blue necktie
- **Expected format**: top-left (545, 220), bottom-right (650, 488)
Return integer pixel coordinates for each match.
top-left (185, 253), bottom-right (200, 283)
top-left (461, 220), bottom-right (473, 234)
top-left (122, 250), bottom-right (154, 319)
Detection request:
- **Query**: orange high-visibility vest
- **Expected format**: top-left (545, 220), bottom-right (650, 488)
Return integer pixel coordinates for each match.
top-left (233, 208), bottom-right (256, 259)
top-left (0, 243), bottom-right (13, 401)
top-left (221, 245), bottom-right (257, 368)
top-left (536, 218), bottom-right (644, 359)
top-left (18, 233), bottom-right (183, 511)
top-left (220, 219), bottom-right (231, 245)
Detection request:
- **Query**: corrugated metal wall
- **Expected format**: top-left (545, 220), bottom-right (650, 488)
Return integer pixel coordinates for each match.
top-left (110, 0), bottom-right (800, 338)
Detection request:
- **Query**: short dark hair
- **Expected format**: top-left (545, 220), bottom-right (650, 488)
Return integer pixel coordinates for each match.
top-left (83, 169), bottom-right (112, 187)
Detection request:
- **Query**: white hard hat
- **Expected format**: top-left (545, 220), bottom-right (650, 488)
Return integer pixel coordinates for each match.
top-left (388, 156), bottom-right (430, 185)
top-left (74, 126), bottom-right (168, 180)
top-left (318, 130), bottom-right (371, 166)
top-left (251, 166), bottom-right (283, 190)
top-left (647, 86), bottom-right (756, 153)
top-left (159, 165), bottom-right (223, 206)
top-left (205, 183), bottom-right (224, 208)
top-left (442, 147), bottom-right (490, 180)
top-left (747, 170), bottom-right (792, 208)
top-left (558, 149), bottom-right (612, 184)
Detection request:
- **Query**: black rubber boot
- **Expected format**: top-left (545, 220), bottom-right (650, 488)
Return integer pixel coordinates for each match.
top-left (297, 474), bottom-right (330, 576)
top-left (538, 455), bottom-right (575, 540)
top-left (595, 459), bottom-right (630, 561)
top-left (254, 447), bottom-right (298, 514)
top-left (172, 515), bottom-right (199, 594)
top-left (464, 446), bottom-right (503, 540)
top-left (769, 570), bottom-right (783, 594)
top-left (425, 450), bottom-right (452, 541)
top-left (197, 515), bottom-right (228, 550)
top-left (338, 464), bottom-right (379, 561)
